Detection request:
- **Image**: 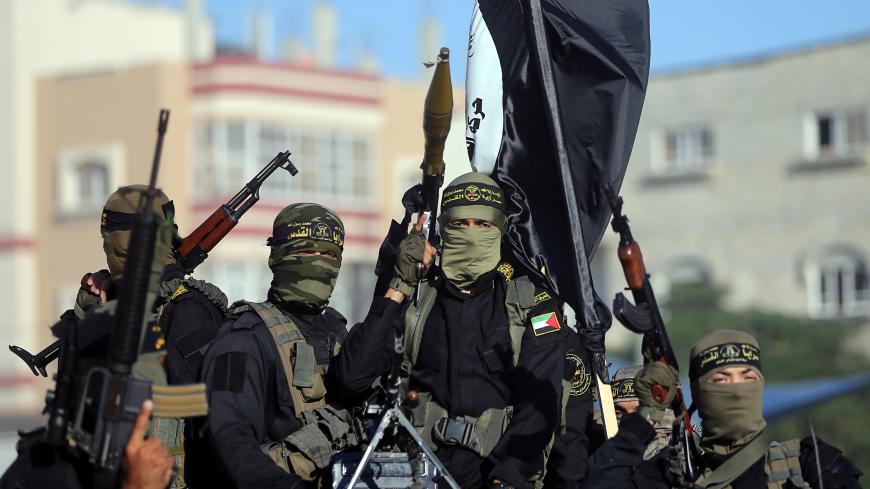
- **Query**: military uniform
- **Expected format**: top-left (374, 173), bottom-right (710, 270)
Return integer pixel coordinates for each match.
top-left (583, 330), bottom-right (863, 489)
top-left (544, 327), bottom-right (595, 489)
top-left (188, 203), bottom-right (355, 489)
top-left (187, 297), bottom-right (348, 489)
top-left (155, 264), bottom-right (228, 385)
top-left (333, 172), bottom-right (568, 488)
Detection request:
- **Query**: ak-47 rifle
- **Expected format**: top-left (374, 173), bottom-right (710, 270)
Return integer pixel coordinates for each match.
top-left (176, 151), bottom-right (298, 272)
top-left (604, 186), bottom-right (702, 480)
top-left (43, 110), bottom-right (207, 488)
top-left (10, 151), bottom-right (299, 377)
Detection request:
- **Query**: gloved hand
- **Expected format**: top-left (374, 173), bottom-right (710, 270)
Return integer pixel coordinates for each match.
top-left (635, 361), bottom-right (679, 423)
top-left (390, 215), bottom-right (436, 297)
top-left (392, 229), bottom-right (428, 296)
top-left (73, 269), bottom-right (113, 319)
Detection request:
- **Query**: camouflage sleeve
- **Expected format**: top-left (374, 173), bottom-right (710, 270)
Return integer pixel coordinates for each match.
top-left (489, 293), bottom-right (567, 486)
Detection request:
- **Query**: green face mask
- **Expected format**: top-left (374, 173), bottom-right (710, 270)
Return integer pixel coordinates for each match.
top-left (440, 224), bottom-right (501, 289)
top-left (694, 379), bottom-right (766, 455)
top-left (269, 250), bottom-right (341, 310)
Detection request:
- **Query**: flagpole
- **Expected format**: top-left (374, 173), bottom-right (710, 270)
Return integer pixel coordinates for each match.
top-left (523, 0), bottom-right (618, 438)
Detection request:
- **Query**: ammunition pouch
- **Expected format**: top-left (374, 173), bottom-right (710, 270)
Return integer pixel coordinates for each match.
top-left (263, 406), bottom-right (359, 481)
top-left (766, 439), bottom-right (810, 489)
top-left (409, 392), bottom-right (511, 458)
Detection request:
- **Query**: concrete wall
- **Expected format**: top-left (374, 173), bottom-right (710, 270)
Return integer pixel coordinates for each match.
top-left (607, 38), bottom-right (870, 321)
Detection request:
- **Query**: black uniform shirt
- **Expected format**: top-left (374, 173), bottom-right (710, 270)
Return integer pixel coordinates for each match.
top-left (193, 304), bottom-right (346, 489)
top-left (411, 272), bottom-right (513, 415)
top-left (334, 270), bottom-right (567, 487)
top-left (157, 265), bottom-right (227, 384)
top-left (582, 412), bottom-right (864, 489)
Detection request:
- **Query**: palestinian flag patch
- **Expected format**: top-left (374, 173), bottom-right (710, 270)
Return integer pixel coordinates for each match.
top-left (531, 312), bottom-right (561, 336)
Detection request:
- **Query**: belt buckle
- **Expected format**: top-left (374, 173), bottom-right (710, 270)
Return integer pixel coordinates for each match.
top-left (438, 417), bottom-right (471, 446)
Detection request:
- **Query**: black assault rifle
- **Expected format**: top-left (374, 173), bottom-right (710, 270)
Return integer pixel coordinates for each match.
top-left (604, 186), bottom-right (702, 480)
top-left (45, 110), bottom-right (196, 487)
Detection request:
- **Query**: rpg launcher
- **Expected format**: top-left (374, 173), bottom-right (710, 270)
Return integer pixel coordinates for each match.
top-left (373, 47), bottom-right (452, 296)
top-left (176, 151), bottom-right (298, 273)
top-left (604, 186), bottom-right (702, 480)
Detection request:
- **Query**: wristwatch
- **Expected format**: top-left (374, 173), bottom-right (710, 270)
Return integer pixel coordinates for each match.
top-left (490, 481), bottom-right (513, 489)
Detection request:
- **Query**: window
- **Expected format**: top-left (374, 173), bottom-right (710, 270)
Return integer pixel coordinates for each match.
top-left (56, 144), bottom-right (123, 216)
top-left (808, 109), bottom-right (869, 159)
top-left (805, 248), bottom-right (870, 318)
top-left (656, 126), bottom-right (714, 173)
top-left (193, 120), bottom-right (376, 204)
top-left (197, 259), bottom-right (271, 305)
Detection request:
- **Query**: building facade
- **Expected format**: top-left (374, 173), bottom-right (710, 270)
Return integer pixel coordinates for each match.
top-left (0, 0), bottom-right (212, 412)
top-left (597, 37), bottom-right (870, 354)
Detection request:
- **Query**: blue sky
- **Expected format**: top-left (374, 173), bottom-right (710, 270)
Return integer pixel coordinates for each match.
top-left (149, 1), bottom-right (870, 79)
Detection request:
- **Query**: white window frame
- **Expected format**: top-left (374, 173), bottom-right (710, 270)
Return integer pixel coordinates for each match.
top-left (803, 108), bottom-right (869, 160)
top-left (193, 120), bottom-right (376, 205)
top-left (651, 125), bottom-right (714, 175)
top-left (805, 253), bottom-right (870, 318)
top-left (56, 143), bottom-right (124, 217)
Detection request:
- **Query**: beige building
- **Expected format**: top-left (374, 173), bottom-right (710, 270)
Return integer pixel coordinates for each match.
top-left (597, 36), bottom-right (870, 354)
top-left (0, 0), bottom-right (212, 413)
top-left (1, 1), bottom-right (457, 424)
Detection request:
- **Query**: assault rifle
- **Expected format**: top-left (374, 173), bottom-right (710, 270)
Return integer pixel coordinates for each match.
top-left (176, 151), bottom-right (298, 272)
top-left (44, 110), bottom-right (206, 487)
top-left (11, 152), bottom-right (299, 377)
top-left (604, 186), bottom-right (702, 480)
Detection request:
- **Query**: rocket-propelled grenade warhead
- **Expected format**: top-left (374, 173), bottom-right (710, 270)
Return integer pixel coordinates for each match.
top-left (419, 48), bottom-right (453, 243)
top-left (421, 47), bottom-right (452, 182)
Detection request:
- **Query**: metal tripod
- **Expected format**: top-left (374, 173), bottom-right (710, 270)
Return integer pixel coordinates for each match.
top-left (341, 334), bottom-right (459, 489)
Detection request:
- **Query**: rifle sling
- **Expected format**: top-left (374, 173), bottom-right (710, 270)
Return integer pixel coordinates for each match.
top-left (693, 434), bottom-right (769, 489)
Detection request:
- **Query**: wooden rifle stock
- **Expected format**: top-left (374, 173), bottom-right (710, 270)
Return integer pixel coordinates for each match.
top-left (617, 241), bottom-right (646, 291)
top-left (177, 206), bottom-right (237, 258)
top-left (604, 185), bottom-right (701, 479)
top-left (175, 151), bottom-right (298, 272)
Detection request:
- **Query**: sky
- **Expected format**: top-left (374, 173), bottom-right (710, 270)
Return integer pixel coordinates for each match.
top-left (145, 0), bottom-right (870, 80)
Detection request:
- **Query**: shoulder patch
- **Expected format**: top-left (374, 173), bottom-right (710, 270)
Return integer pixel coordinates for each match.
top-left (211, 351), bottom-right (248, 393)
top-left (530, 311), bottom-right (562, 336)
top-left (533, 291), bottom-right (551, 304)
top-left (566, 353), bottom-right (592, 396)
top-left (496, 262), bottom-right (514, 281)
top-left (171, 284), bottom-right (189, 300)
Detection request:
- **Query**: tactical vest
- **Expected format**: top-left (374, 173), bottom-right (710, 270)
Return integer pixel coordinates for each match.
top-left (765, 439), bottom-right (810, 489)
top-left (685, 437), bottom-right (809, 489)
top-left (232, 301), bottom-right (357, 481)
top-left (402, 272), bottom-right (569, 486)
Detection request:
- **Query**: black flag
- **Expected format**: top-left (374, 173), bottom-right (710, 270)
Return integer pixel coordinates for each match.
top-left (466, 0), bottom-right (650, 374)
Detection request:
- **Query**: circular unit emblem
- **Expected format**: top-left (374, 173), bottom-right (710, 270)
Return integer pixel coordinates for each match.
top-left (566, 353), bottom-right (592, 397)
top-left (464, 185), bottom-right (481, 202)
